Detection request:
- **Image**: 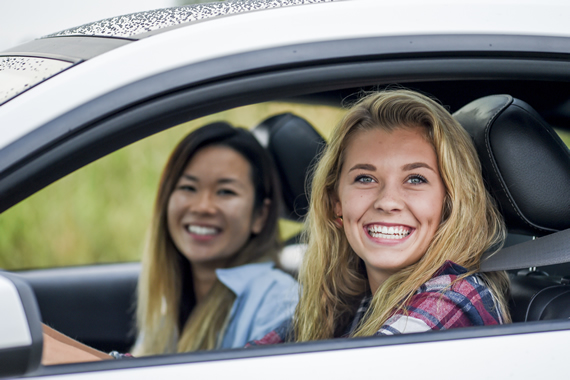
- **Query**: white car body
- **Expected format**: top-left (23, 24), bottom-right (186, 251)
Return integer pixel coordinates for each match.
top-left (1, 0), bottom-right (569, 378)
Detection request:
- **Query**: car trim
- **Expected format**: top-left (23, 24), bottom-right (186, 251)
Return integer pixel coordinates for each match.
top-left (1, 36), bottom-right (135, 63)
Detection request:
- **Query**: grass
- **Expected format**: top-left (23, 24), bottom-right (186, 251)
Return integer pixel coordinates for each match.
top-left (0, 102), bottom-right (345, 270)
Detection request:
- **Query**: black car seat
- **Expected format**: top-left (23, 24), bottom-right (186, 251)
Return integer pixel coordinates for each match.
top-left (453, 94), bottom-right (570, 322)
top-left (252, 113), bottom-right (326, 273)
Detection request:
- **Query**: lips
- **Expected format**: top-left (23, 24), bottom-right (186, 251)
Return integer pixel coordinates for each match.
top-left (366, 224), bottom-right (412, 240)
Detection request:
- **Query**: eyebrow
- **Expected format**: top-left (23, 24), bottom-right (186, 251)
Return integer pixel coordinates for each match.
top-left (347, 162), bottom-right (436, 173)
top-left (181, 174), bottom-right (242, 185)
top-left (348, 163), bottom-right (376, 172)
top-left (401, 162), bottom-right (436, 172)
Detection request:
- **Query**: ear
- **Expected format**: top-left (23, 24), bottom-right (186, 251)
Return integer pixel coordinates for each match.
top-left (251, 198), bottom-right (271, 235)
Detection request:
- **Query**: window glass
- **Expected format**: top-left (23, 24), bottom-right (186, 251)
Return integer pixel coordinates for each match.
top-left (0, 102), bottom-right (344, 270)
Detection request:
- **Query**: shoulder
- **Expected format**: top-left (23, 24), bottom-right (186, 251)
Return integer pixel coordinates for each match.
top-left (410, 261), bottom-right (503, 328)
top-left (218, 264), bottom-right (298, 348)
top-left (419, 261), bottom-right (497, 310)
top-left (376, 261), bottom-right (503, 335)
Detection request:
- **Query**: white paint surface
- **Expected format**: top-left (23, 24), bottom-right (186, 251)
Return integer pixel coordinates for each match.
top-left (0, 0), bottom-right (177, 51)
top-left (0, 276), bottom-right (32, 349)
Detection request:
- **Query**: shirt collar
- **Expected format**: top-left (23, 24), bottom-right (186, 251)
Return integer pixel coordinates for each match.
top-left (215, 262), bottom-right (275, 296)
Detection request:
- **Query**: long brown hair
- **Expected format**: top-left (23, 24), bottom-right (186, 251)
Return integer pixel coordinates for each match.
top-left (294, 90), bottom-right (510, 342)
top-left (134, 122), bottom-right (281, 355)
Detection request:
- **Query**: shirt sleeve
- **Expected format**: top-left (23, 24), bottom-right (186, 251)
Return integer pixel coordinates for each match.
top-left (245, 319), bottom-right (291, 347)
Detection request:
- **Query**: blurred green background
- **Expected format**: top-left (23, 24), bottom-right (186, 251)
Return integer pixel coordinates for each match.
top-left (0, 102), bottom-right (344, 270)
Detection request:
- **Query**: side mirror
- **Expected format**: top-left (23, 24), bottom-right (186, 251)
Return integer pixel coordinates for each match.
top-left (0, 272), bottom-right (43, 378)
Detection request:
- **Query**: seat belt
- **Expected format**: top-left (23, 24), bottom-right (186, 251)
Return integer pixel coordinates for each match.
top-left (480, 228), bottom-right (570, 272)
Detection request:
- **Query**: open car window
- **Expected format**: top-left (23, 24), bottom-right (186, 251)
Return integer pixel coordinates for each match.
top-left (0, 102), bottom-right (344, 271)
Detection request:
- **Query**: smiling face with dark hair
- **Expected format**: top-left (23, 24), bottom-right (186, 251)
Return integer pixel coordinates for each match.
top-left (167, 145), bottom-right (269, 273)
top-left (334, 126), bottom-right (446, 292)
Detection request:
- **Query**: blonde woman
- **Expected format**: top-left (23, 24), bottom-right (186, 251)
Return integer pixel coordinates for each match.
top-left (250, 89), bottom-right (510, 345)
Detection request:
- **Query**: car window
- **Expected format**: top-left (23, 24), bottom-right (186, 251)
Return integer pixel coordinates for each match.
top-left (0, 101), bottom-right (344, 270)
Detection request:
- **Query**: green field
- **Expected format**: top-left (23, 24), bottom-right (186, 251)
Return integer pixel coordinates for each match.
top-left (1, 103), bottom-right (569, 271)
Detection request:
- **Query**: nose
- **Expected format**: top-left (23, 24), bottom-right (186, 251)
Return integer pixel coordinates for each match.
top-left (191, 191), bottom-right (217, 214)
top-left (374, 182), bottom-right (404, 213)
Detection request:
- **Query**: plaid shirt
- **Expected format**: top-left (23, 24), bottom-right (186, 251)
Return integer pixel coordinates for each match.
top-left (247, 261), bottom-right (504, 346)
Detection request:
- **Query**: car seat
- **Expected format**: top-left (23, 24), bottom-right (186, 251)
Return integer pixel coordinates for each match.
top-left (453, 94), bottom-right (570, 322)
top-left (252, 113), bottom-right (326, 273)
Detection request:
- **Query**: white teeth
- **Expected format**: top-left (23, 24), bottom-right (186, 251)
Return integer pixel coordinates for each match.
top-left (187, 225), bottom-right (218, 235)
top-left (368, 225), bottom-right (411, 239)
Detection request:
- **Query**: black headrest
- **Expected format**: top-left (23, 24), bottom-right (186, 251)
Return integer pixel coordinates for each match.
top-left (453, 95), bottom-right (570, 236)
top-left (253, 113), bottom-right (325, 222)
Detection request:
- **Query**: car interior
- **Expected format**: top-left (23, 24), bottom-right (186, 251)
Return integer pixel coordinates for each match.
top-left (8, 79), bottom-right (570, 357)
top-left (454, 94), bottom-right (570, 322)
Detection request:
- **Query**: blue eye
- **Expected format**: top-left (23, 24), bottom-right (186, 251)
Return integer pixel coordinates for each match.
top-left (407, 174), bottom-right (427, 185)
top-left (355, 175), bottom-right (375, 183)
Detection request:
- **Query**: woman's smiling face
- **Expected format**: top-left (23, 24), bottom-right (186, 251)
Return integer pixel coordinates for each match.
top-left (334, 126), bottom-right (446, 292)
top-left (167, 145), bottom-right (267, 271)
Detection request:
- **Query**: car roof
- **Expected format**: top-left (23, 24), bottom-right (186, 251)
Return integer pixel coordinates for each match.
top-left (46, 0), bottom-right (336, 40)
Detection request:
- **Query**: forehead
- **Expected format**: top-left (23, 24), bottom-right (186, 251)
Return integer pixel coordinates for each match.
top-left (182, 145), bottom-right (252, 178)
top-left (342, 126), bottom-right (437, 169)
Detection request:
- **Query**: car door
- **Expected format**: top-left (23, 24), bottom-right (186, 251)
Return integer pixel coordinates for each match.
top-left (2, 1), bottom-right (570, 377)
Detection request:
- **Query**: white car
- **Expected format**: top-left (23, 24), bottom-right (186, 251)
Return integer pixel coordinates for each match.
top-left (1, 0), bottom-right (570, 378)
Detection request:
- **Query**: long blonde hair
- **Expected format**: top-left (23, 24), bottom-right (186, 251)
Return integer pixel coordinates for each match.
top-left (294, 90), bottom-right (510, 341)
top-left (133, 123), bottom-right (281, 355)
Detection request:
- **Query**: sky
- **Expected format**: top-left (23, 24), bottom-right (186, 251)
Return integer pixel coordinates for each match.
top-left (0, 0), bottom-right (179, 51)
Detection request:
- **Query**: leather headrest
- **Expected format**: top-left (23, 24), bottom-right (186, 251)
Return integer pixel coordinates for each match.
top-left (253, 113), bottom-right (325, 222)
top-left (453, 95), bottom-right (570, 236)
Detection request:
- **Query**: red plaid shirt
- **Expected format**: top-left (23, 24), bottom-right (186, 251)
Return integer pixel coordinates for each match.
top-left (247, 261), bottom-right (505, 346)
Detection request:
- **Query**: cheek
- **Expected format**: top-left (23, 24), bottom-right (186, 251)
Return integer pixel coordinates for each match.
top-left (411, 191), bottom-right (445, 225)
top-left (167, 194), bottom-right (180, 218)
top-left (342, 192), bottom-right (371, 222)
top-left (166, 196), bottom-right (178, 234)
top-left (227, 198), bottom-right (256, 229)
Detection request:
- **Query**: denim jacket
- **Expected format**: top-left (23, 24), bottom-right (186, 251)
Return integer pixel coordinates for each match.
top-left (216, 262), bottom-right (298, 349)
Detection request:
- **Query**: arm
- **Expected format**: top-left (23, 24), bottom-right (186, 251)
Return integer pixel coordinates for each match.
top-left (42, 324), bottom-right (112, 365)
